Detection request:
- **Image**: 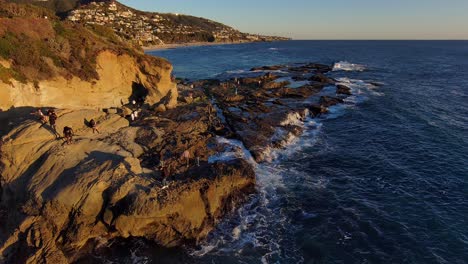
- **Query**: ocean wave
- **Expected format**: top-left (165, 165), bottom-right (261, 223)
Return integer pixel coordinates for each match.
top-left (192, 63), bottom-right (384, 263)
top-left (333, 61), bottom-right (366, 72)
top-left (208, 137), bottom-right (256, 165)
top-left (336, 77), bottom-right (384, 98)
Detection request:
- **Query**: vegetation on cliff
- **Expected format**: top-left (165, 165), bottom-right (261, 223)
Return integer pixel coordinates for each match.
top-left (0, 2), bottom-right (154, 85)
top-left (6, 0), bottom-right (81, 15)
top-left (67, 1), bottom-right (290, 46)
top-left (7, 0), bottom-right (290, 47)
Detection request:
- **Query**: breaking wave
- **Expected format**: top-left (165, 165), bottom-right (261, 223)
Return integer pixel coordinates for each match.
top-left (333, 61), bottom-right (366, 72)
top-left (189, 74), bottom-right (383, 263)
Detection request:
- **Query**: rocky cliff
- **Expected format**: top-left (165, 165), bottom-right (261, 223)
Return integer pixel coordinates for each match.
top-left (0, 57), bottom-right (359, 262)
top-left (0, 2), bottom-right (177, 110)
top-left (0, 106), bottom-right (255, 263)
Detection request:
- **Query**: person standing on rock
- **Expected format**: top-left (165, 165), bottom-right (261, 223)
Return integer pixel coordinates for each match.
top-left (48, 110), bottom-right (59, 138)
top-left (161, 163), bottom-right (171, 188)
top-left (181, 150), bottom-right (190, 168)
top-left (89, 119), bottom-right (100, 134)
top-left (32, 109), bottom-right (47, 126)
top-left (63, 126), bottom-right (74, 145)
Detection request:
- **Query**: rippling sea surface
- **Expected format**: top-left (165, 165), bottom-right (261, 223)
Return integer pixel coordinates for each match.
top-left (130, 41), bottom-right (468, 264)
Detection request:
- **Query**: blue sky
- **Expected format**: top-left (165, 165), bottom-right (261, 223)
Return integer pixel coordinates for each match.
top-left (120, 0), bottom-right (468, 39)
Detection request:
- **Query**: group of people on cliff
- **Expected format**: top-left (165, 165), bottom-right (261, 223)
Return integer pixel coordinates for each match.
top-left (32, 109), bottom-right (99, 145)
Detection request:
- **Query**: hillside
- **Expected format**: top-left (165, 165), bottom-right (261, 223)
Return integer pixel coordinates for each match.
top-left (7, 0), bottom-right (290, 47)
top-left (0, 1), bottom-right (177, 110)
top-left (68, 1), bottom-right (290, 46)
top-left (5, 0), bottom-right (81, 15)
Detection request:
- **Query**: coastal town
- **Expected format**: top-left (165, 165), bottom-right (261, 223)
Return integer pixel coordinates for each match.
top-left (67, 0), bottom-right (289, 46)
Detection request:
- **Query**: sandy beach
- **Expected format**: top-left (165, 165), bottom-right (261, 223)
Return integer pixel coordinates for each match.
top-left (143, 41), bottom-right (252, 51)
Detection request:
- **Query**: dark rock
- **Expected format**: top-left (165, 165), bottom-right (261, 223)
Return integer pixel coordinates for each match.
top-left (336, 84), bottom-right (352, 95)
top-left (308, 104), bottom-right (328, 116)
top-left (292, 75), bottom-right (308, 81)
top-left (319, 96), bottom-right (344, 107)
top-left (309, 73), bottom-right (335, 84)
top-left (250, 65), bottom-right (284, 71)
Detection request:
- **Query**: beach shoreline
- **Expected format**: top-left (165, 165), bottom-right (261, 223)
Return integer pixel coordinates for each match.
top-left (143, 41), bottom-right (262, 51)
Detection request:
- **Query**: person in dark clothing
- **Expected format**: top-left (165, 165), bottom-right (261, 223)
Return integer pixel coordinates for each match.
top-left (63, 126), bottom-right (74, 145)
top-left (89, 119), bottom-right (100, 134)
top-left (162, 163), bottom-right (171, 187)
top-left (48, 110), bottom-right (59, 138)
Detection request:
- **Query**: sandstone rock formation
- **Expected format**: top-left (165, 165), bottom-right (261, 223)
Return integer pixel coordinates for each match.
top-left (0, 61), bottom-right (356, 263)
top-left (0, 2), bottom-right (177, 111)
top-left (0, 51), bottom-right (177, 110)
top-left (0, 106), bottom-right (255, 263)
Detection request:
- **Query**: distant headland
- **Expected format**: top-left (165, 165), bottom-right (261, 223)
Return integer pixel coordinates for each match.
top-left (7, 0), bottom-right (290, 48)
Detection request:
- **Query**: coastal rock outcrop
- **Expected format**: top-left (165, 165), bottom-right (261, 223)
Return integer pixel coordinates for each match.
top-left (0, 51), bottom-right (177, 110)
top-left (193, 62), bottom-right (347, 162)
top-left (0, 106), bottom-right (255, 263)
top-left (0, 60), bottom-right (356, 262)
top-left (0, 3), bottom-right (177, 111)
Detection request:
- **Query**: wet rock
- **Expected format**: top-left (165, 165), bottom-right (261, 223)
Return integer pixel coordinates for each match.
top-left (336, 84), bottom-right (352, 95)
top-left (250, 65), bottom-right (284, 71)
top-left (263, 81), bottom-right (290, 89)
top-left (319, 96), bottom-right (344, 107)
top-left (310, 73), bottom-right (336, 84)
top-left (308, 104), bottom-right (329, 116)
top-left (288, 63), bottom-right (332, 74)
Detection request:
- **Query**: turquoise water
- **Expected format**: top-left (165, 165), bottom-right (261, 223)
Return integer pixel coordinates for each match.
top-left (133, 41), bottom-right (468, 263)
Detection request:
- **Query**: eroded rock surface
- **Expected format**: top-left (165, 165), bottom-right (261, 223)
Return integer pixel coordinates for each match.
top-left (0, 106), bottom-right (254, 263)
top-left (193, 63), bottom-right (351, 162)
top-left (0, 62), bottom-right (356, 263)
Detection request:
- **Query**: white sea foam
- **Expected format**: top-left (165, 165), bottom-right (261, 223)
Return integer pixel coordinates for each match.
top-left (191, 64), bottom-right (383, 263)
top-left (280, 111), bottom-right (304, 126)
top-left (336, 77), bottom-right (384, 99)
top-left (208, 137), bottom-right (256, 165)
top-left (226, 69), bottom-right (247, 74)
top-left (333, 61), bottom-right (366, 72)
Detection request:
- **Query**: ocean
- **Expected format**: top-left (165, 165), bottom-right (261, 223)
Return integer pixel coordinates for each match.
top-left (122, 41), bottom-right (468, 264)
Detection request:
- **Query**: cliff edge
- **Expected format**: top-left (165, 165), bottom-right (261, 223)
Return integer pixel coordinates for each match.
top-left (0, 2), bottom-right (177, 110)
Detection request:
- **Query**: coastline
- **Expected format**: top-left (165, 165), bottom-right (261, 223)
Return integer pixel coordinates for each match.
top-left (143, 40), bottom-right (286, 51)
top-left (143, 41), bottom-right (252, 51)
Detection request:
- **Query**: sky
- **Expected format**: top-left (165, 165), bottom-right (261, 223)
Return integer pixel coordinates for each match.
top-left (119, 0), bottom-right (468, 40)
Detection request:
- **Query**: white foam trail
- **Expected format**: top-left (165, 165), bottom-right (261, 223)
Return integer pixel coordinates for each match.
top-left (333, 61), bottom-right (366, 72)
top-left (226, 69), bottom-right (247, 74)
top-left (336, 77), bottom-right (384, 100)
top-left (208, 137), bottom-right (256, 165)
top-left (191, 67), bottom-right (382, 263)
top-left (280, 111), bottom-right (304, 127)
